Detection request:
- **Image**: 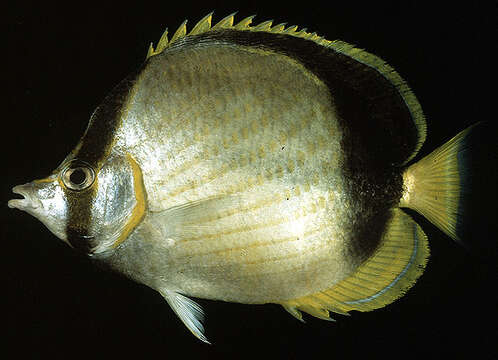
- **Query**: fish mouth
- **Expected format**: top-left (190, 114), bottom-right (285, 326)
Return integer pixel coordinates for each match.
top-left (8, 184), bottom-right (41, 211)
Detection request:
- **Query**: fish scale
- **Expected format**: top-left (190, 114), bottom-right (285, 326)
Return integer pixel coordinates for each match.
top-left (8, 13), bottom-right (478, 343)
top-left (130, 45), bottom-right (343, 211)
top-left (113, 41), bottom-right (352, 304)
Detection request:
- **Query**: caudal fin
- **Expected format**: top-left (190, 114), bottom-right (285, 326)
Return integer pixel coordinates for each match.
top-left (399, 123), bottom-right (479, 244)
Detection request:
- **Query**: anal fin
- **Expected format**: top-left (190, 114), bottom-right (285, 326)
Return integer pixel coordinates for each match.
top-left (279, 208), bottom-right (429, 319)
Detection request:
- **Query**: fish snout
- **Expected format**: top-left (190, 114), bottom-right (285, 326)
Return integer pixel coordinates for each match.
top-left (8, 183), bottom-right (42, 211)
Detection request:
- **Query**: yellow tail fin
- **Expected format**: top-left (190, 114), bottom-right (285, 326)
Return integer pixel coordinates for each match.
top-left (399, 124), bottom-right (478, 244)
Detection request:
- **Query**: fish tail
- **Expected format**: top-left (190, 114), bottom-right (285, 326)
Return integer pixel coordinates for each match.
top-left (399, 123), bottom-right (481, 245)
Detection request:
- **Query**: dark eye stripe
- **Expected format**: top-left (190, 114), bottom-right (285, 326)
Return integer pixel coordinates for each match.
top-left (64, 180), bottom-right (98, 253)
top-left (72, 67), bottom-right (143, 168)
top-left (63, 64), bottom-right (142, 253)
top-left (61, 162), bottom-right (98, 253)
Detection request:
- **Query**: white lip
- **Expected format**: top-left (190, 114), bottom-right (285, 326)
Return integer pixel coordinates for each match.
top-left (8, 184), bottom-right (40, 210)
top-left (8, 179), bottom-right (69, 242)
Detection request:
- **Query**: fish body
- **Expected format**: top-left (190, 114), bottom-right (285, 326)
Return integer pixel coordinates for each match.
top-left (8, 13), bottom-right (476, 342)
top-left (108, 37), bottom-right (365, 303)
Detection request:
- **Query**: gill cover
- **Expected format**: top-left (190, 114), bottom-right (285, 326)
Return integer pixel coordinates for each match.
top-left (64, 154), bottom-right (146, 254)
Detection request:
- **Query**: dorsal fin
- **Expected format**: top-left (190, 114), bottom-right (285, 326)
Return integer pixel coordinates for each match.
top-left (146, 12), bottom-right (426, 164)
top-left (146, 12), bottom-right (333, 59)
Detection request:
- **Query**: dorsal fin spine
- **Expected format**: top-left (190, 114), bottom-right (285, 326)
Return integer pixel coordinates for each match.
top-left (146, 13), bottom-right (329, 58)
top-left (234, 15), bottom-right (255, 29)
top-left (271, 23), bottom-right (287, 33)
top-left (156, 28), bottom-right (169, 53)
top-left (170, 19), bottom-right (188, 44)
top-left (212, 12), bottom-right (237, 29)
top-left (189, 12), bottom-right (213, 35)
top-left (283, 25), bottom-right (298, 34)
top-left (146, 43), bottom-right (154, 59)
top-left (252, 20), bottom-right (273, 31)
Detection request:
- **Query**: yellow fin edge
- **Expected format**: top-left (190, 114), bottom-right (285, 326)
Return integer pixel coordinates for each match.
top-left (146, 12), bottom-right (333, 59)
top-left (279, 209), bottom-right (429, 320)
top-left (329, 41), bottom-right (426, 164)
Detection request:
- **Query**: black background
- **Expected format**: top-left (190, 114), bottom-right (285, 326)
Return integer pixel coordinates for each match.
top-left (3, 1), bottom-right (497, 359)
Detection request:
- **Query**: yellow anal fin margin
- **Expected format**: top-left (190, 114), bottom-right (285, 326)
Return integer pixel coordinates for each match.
top-left (279, 208), bottom-right (429, 320)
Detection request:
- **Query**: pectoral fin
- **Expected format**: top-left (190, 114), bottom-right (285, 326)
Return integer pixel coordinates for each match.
top-left (160, 289), bottom-right (210, 344)
top-left (149, 194), bottom-right (242, 241)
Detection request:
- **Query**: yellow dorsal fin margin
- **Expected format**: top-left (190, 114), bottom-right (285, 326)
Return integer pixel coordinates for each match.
top-left (279, 208), bottom-right (429, 321)
top-left (146, 12), bottom-right (332, 59)
top-left (146, 12), bottom-right (426, 163)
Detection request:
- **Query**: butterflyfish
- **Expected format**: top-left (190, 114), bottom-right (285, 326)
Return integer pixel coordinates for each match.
top-left (8, 12), bottom-right (479, 343)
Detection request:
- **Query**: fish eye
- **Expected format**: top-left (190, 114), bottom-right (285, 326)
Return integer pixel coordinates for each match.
top-left (61, 162), bottom-right (95, 191)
